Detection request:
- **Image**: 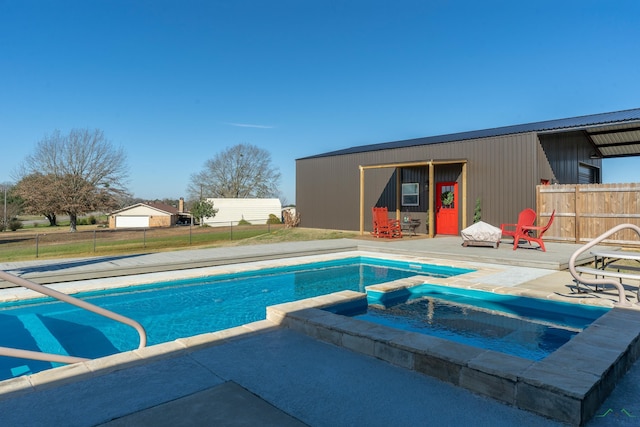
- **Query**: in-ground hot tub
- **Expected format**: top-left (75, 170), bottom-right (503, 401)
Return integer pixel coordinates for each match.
top-left (331, 283), bottom-right (608, 361)
top-left (267, 278), bottom-right (640, 426)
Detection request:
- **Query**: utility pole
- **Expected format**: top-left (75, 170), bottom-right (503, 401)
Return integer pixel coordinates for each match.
top-left (2, 183), bottom-right (7, 232)
top-left (199, 184), bottom-right (204, 226)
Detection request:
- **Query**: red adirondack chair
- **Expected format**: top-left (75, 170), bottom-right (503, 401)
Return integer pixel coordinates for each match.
top-left (512, 210), bottom-right (556, 251)
top-left (500, 208), bottom-right (536, 244)
top-left (371, 207), bottom-right (403, 239)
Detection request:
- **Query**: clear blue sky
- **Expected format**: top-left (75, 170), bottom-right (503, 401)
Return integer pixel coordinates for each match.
top-left (2, 1), bottom-right (639, 204)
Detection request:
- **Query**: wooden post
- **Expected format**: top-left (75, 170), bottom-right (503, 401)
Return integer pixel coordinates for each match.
top-left (428, 161), bottom-right (434, 237)
top-left (535, 184), bottom-right (540, 223)
top-left (396, 168), bottom-right (401, 221)
top-left (575, 185), bottom-right (580, 243)
top-left (359, 166), bottom-right (365, 235)
top-left (461, 162), bottom-right (467, 230)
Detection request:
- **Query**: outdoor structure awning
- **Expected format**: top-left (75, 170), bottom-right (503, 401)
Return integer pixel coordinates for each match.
top-left (359, 159), bottom-right (467, 237)
top-left (581, 123), bottom-right (640, 158)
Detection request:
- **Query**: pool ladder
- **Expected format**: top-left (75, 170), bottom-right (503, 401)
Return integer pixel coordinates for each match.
top-left (568, 223), bottom-right (640, 307)
top-left (0, 270), bottom-right (147, 365)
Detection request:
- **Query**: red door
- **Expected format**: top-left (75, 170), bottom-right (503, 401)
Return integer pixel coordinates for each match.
top-left (436, 182), bottom-right (458, 235)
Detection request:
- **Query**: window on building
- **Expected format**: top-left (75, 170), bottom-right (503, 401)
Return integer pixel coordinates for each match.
top-left (578, 163), bottom-right (600, 184)
top-left (402, 183), bottom-right (419, 206)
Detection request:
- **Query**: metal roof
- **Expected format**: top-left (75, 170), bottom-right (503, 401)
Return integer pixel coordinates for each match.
top-left (110, 202), bottom-right (177, 216)
top-left (301, 108), bottom-right (640, 160)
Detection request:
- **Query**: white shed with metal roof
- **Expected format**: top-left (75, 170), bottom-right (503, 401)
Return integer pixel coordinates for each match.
top-left (202, 198), bottom-right (281, 227)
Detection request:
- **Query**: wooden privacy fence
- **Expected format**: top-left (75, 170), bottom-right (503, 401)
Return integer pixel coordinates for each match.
top-left (536, 183), bottom-right (640, 245)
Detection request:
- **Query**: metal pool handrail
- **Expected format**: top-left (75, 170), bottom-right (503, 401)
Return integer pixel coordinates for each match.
top-left (568, 223), bottom-right (640, 307)
top-left (0, 270), bottom-right (147, 365)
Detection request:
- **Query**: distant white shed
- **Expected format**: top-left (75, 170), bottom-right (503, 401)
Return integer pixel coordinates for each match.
top-left (202, 198), bottom-right (282, 227)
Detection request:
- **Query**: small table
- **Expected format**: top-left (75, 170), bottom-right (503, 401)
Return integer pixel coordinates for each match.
top-left (402, 219), bottom-right (421, 236)
top-left (591, 249), bottom-right (640, 272)
top-left (577, 249), bottom-right (640, 292)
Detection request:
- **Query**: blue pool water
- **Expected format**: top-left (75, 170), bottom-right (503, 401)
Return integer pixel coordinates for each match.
top-left (340, 284), bottom-right (609, 361)
top-left (0, 257), bottom-right (472, 380)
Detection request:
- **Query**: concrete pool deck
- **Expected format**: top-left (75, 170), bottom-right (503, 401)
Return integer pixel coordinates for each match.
top-left (0, 235), bottom-right (600, 286)
top-left (1, 237), bottom-right (640, 426)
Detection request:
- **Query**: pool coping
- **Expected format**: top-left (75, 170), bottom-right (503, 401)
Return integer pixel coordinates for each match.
top-left (1, 249), bottom-right (638, 425)
top-left (0, 250), bottom-right (494, 304)
top-left (265, 282), bottom-right (640, 426)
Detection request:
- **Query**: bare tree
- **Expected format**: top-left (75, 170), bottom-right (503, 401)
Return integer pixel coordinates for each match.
top-left (188, 144), bottom-right (280, 200)
top-left (17, 129), bottom-right (129, 232)
top-left (14, 173), bottom-right (61, 226)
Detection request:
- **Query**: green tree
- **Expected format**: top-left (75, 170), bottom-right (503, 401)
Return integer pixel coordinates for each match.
top-left (473, 197), bottom-right (482, 223)
top-left (190, 199), bottom-right (217, 225)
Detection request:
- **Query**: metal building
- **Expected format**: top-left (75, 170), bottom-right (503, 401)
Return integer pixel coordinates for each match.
top-left (202, 198), bottom-right (282, 227)
top-left (296, 108), bottom-right (640, 236)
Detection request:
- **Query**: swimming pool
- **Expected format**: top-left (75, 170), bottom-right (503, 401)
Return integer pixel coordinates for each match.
top-left (0, 256), bottom-right (472, 380)
top-left (330, 284), bottom-right (609, 360)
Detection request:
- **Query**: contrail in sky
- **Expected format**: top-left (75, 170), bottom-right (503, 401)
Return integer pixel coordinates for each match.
top-left (225, 122), bottom-right (274, 129)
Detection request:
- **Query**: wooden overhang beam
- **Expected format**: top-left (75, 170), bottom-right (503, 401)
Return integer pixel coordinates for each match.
top-left (359, 159), bottom-right (468, 237)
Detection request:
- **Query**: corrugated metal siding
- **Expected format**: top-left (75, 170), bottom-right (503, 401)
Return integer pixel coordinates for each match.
top-left (538, 131), bottom-right (602, 184)
top-left (537, 142), bottom-right (555, 183)
top-left (203, 198), bottom-right (281, 226)
top-left (297, 132), bottom-right (542, 232)
top-left (296, 155), bottom-right (378, 230)
top-left (458, 133), bottom-right (538, 229)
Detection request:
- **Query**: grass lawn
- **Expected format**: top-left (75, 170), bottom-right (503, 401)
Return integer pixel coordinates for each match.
top-left (0, 225), bottom-right (357, 262)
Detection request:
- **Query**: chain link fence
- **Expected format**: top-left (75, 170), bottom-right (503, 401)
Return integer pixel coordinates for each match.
top-left (0, 220), bottom-right (285, 260)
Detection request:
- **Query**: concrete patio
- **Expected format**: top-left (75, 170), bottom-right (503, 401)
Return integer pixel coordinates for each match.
top-left (0, 237), bottom-right (639, 426)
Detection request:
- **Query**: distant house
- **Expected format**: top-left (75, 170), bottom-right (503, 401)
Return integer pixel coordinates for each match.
top-left (109, 199), bottom-right (188, 229)
top-left (202, 198), bottom-right (282, 227)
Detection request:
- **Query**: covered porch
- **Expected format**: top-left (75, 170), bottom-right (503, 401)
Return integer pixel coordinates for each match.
top-left (358, 159), bottom-right (468, 237)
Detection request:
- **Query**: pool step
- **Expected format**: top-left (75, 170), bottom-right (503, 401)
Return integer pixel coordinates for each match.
top-left (18, 314), bottom-right (70, 359)
top-left (6, 314), bottom-right (120, 379)
top-left (1, 314), bottom-right (67, 379)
